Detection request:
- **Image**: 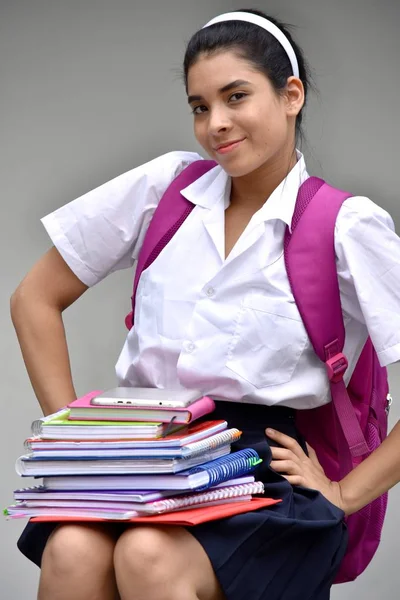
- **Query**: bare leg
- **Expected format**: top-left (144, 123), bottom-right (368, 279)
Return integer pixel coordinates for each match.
top-left (38, 523), bottom-right (120, 600)
top-left (114, 525), bottom-right (225, 600)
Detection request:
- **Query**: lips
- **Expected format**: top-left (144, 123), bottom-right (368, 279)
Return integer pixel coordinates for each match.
top-left (214, 138), bottom-right (246, 155)
top-left (215, 138), bottom-right (245, 151)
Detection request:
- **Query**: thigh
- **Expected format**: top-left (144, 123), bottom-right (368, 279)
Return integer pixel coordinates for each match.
top-left (114, 525), bottom-right (225, 600)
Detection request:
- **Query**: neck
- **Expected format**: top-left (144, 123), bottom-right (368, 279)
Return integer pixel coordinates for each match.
top-left (230, 147), bottom-right (298, 211)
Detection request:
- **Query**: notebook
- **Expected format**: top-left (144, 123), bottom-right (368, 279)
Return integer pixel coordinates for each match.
top-left (6, 482), bottom-right (265, 518)
top-left (32, 415), bottom-right (184, 441)
top-left (30, 393), bottom-right (102, 436)
top-left (31, 408), bottom-right (70, 435)
top-left (67, 395), bottom-right (216, 424)
top-left (13, 476), bottom-right (256, 502)
top-left (40, 449), bottom-right (262, 491)
top-left (26, 429), bottom-right (241, 460)
top-left (24, 420), bottom-right (228, 451)
top-left (16, 444), bottom-right (232, 477)
top-left (27, 497), bottom-right (281, 524)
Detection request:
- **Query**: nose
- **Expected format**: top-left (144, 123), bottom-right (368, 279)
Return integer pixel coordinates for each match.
top-left (208, 105), bottom-right (232, 136)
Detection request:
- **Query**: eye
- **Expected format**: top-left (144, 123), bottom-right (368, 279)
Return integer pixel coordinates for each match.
top-left (191, 105), bottom-right (208, 115)
top-left (229, 92), bottom-right (247, 102)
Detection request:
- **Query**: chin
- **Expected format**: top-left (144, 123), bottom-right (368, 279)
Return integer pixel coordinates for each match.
top-left (217, 156), bottom-right (260, 178)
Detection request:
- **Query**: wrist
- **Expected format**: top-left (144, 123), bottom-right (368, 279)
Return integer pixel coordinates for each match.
top-left (338, 480), bottom-right (362, 517)
top-left (328, 481), bottom-right (349, 516)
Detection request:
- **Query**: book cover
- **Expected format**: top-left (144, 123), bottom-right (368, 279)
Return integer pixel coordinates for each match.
top-left (24, 419), bottom-right (228, 450)
top-left (39, 449), bottom-right (262, 491)
top-left (26, 428), bottom-right (241, 459)
top-left (16, 445), bottom-right (231, 477)
top-left (7, 482), bottom-right (265, 517)
top-left (68, 395), bottom-right (216, 424)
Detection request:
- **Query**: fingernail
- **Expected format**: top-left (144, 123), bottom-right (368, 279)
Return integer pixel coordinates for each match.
top-left (266, 428), bottom-right (275, 435)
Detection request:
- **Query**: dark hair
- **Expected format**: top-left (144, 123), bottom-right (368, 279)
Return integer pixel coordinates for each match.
top-left (183, 8), bottom-right (313, 142)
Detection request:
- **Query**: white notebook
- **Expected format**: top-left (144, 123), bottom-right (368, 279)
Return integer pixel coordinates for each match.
top-left (25, 429), bottom-right (241, 459)
top-left (16, 445), bottom-right (230, 477)
top-left (6, 482), bottom-right (264, 520)
top-left (13, 477), bottom-right (255, 502)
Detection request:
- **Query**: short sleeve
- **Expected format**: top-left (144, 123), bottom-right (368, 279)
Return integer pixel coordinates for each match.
top-left (41, 150), bottom-right (202, 286)
top-left (335, 196), bottom-right (400, 366)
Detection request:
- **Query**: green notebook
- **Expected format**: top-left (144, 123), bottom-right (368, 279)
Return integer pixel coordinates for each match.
top-left (31, 409), bottom-right (182, 441)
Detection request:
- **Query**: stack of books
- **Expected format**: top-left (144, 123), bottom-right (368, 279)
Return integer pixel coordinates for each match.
top-left (5, 390), bottom-right (278, 523)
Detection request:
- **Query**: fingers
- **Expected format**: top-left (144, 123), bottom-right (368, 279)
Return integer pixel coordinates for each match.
top-left (270, 441), bottom-right (301, 476)
top-left (270, 459), bottom-right (300, 475)
top-left (282, 475), bottom-right (305, 486)
top-left (270, 446), bottom-right (298, 461)
top-left (266, 428), bottom-right (306, 458)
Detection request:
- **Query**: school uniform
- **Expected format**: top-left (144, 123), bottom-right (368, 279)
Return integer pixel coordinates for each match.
top-left (17, 150), bottom-right (400, 599)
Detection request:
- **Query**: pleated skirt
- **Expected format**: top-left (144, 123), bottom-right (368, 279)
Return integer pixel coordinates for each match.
top-left (17, 401), bottom-right (348, 600)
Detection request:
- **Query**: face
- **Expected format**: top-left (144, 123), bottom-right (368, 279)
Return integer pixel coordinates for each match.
top-left (187, 50), bottom-right (302, 178)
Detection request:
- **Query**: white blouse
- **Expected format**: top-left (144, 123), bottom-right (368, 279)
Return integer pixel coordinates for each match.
top-left (41, 151), bottom-right (400, 409)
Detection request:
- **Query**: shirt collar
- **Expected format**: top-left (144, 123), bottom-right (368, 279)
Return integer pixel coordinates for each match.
top-left (180, 163), bottom-right (229, 209)
top-left (180, 150), bottom-right (309, 232)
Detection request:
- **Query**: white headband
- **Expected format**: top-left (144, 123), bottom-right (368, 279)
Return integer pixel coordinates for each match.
top-left (202, 12), bottom-right (300, 79)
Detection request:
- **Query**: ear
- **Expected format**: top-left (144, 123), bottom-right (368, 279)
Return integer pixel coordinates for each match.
top-left (284, 76), bottom-right (305, 117)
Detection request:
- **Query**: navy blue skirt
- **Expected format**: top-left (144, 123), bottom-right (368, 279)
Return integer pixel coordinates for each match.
top-left (17, 402), bottom-right (347, 599)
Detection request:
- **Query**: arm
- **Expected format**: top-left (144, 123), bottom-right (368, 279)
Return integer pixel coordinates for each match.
top-left (12, 152), bottom-right (201, 415)
top-left (267, 199), bottom-right (400, 513)
top-left (10, 246), bottom-right (88, 415)
top-left (266, 423), bottom-right (400, 516)
top-left (339, 419), bottom-right (400, 514)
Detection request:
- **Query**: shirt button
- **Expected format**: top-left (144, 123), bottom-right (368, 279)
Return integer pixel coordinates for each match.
top-left (206, 287), bottom-right (215, 297)
top-left (186, 342), bottom-right (195, 353)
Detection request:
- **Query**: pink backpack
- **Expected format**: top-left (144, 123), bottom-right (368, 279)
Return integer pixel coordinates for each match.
top-left (125, 161), bottom-right (391, 583)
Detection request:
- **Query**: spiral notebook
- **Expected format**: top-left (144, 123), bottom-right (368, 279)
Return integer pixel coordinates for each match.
top-left (25, 428), bottom-right (241, 459)
top-left (40, 449), bottom-right (262, 492)
top-left (13, 476), bottom-right (256, 502)
top-left (6, 482), bottom-right (265, 519)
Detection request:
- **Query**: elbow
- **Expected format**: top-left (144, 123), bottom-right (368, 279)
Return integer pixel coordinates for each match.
top-left (10, 285), bottom-right (27, 328)
top-left (10, 282), bottom-right (40, 328)
top-left (11, 280), bottom-right (62, 329)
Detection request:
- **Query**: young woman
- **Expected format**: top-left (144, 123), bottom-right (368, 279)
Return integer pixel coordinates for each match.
top-left (11, 8), bottom-right (400, 600)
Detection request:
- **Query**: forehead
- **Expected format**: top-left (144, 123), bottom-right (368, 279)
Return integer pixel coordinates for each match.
top-left (187, 50), bottom-right (262, 92)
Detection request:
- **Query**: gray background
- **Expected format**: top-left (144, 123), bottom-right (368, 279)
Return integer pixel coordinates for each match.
top-left (1, 0), bottom-right (399, 598)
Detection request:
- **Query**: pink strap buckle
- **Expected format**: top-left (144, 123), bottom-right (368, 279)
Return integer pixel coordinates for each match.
top-left (326, 352), bottom-right (348, 382)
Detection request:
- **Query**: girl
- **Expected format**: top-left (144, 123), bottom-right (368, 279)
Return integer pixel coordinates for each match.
top-left (11, 8), bottom-right (400, 600)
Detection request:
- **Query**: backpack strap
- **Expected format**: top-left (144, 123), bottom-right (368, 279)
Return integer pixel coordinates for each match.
top-left (284, 177), bottom-right (369, 468)
top-left (125, 159), bottom-right (217, 329)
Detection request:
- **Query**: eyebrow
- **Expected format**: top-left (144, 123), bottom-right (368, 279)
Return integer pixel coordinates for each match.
top-left (187, 79), bottom-right (251, 104)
